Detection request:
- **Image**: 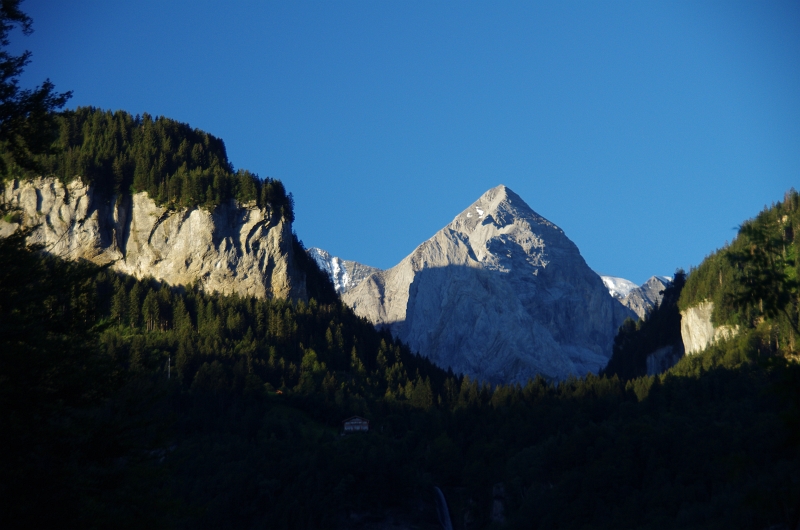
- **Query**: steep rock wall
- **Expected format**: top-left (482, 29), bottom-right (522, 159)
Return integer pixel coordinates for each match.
top-left (1, 177), bottom-right (306, 300)
top-left (680, 301), bottom-right (738, 354)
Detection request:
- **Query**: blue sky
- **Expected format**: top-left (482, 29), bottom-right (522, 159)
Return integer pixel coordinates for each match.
top-left (12, 0), bottom-right (800, 285)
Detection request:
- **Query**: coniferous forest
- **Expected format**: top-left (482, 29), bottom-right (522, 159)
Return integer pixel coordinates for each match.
top-left (3, 167), bottom-right (800, 528)
top-left (1, 107), bottom-right (296, 219)
top-left (1, 4), bottom-right (800, 525)
top-left (0, 207), bottom-right (800, 528)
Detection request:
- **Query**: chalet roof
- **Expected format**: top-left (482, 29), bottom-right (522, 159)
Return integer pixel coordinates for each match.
top-left (342, 415), bottom-right (369, 423)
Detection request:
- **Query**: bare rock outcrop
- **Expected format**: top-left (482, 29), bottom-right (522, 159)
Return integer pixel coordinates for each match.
top-left (645, 345), bottom-right (683, 375)
top-left (343, 185), bottom-right (634, 383)
top-left (623, 276), bottom-right (670, 319)
top-left (307, 247), bottom-right (381, 294)
top-left (680, 301), bottom-right (738, 354)
top-left (1, 177), bottom-right (306, 300)
top-left (602, 275), bottom-right (670, 319)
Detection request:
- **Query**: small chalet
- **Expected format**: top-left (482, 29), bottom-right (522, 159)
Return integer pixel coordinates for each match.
top-left (341, 416), bottom-right (369, 434)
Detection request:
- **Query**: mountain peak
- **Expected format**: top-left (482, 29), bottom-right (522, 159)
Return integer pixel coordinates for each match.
top-left (601, 276), bottom-right (638, 300)
top-left (343, 186), bottom-right (633, 383)
top-left (449, 185), bottom-right (560, 241)
top-left (477, 183), bottom-right (512, 208)
top-left (600, 274), bottom-right (672, 319)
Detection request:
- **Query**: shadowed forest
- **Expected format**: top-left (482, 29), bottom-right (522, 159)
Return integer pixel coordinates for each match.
top-left (3, 184), bottom-right (800, 528)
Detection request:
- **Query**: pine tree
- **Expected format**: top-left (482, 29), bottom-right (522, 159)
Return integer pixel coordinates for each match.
top-left (128, 282), bottom-right (142, 328)
top-left (0, 0), bottom-right (71, 178)
top-left (142, 289), bottom-right (159, 332)
top-left (728, 217), bottom-right (800, 335)
top-left (110, 280), bottom-right (127, 324)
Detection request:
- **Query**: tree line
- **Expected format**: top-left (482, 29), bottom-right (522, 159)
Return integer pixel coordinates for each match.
top-left (1, 107), bottom-right (295, 220)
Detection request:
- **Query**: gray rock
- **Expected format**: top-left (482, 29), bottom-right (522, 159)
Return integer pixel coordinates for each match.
top-left (601, 275), bottom-right (670, 319)
top-left (680, 301), bottom-right (738, 355)
top-left (306, 247), bottom-right (381, 294)
top-left (343, 185), bottom-right (634, 383)
top-left (623, 276), bottom-right (670, 319)
top-left (645, 345), bottom-right (683, 375)
top-left (1, 177), bottom-right (306, 300)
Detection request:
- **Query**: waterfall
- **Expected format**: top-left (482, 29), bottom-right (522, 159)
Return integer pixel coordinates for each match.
top-left (433, 486), bottom-right (453, 530)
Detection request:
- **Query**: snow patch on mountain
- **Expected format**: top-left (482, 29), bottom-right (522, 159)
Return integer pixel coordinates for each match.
top-left (601, 276), bottom-right (638, 300)
top-left (307, 247), bottom-right (381, 294)
top-left (601, 274), bottom-right (672, 319)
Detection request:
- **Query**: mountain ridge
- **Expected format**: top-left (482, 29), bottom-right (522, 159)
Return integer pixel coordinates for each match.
top-left (306, 247), bottom-right (380, 294)
top-left (602, 275), bottom-right (671, 319)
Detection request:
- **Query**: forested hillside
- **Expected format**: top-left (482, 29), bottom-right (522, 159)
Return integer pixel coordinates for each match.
top-left (1, 107), bottom-right (295, 219)
top-left (3, 200), bottom-right (800, 528)
top-left (679, 189), bottom-right (800, 338)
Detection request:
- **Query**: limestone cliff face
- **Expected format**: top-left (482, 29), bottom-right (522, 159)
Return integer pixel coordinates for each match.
top-left (1, 177), bottom-right (306, 300)
top-left (343, 185), bottom-right (634, 383)
top-left (680, 301), bottom-right (738, 354)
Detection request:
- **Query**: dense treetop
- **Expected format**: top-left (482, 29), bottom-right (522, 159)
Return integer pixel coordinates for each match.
top-left (1, 107), bottom-right (295, 220)
top-left (679, 188), bottom-right (800, 339)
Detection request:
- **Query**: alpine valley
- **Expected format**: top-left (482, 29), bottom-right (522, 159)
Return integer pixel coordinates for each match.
top-left (4, 105), bottom-right (800, 529)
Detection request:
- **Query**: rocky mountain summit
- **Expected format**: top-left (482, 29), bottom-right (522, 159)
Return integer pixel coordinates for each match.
top-left (307, 247), bottom-right (380, 294)
top-left (602, 275), bottom-right (671, 319)
top-left (1, 177), bottom-right (308, 300)
top-left (601, 275), bottom-right (638, 300)
top-left (624, 276), bottom-right (671, 318)
top-left (342, 185), bottom-right (634, 383)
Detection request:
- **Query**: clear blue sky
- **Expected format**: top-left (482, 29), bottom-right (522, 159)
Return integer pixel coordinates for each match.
top-left (12, 0), bottom-right (800, 285)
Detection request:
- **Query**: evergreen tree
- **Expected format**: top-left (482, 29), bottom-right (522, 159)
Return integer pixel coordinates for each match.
top-left (110, 280), bottom-right (127, 324)
top-left (728, 217), bottom-right (799, 334)
top-left (0, 0), bottom-right (71, 177)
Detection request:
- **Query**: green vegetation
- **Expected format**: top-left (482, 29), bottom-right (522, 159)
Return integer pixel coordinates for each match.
top-left (603, 270), bottom-right (686, 381)
top-left (0, 0), bottom-right (72, 178)
top-left (680, 189), bottom-right (800, 340)
top-left (0, 229), bottom-right (171, 528)
top-left (95, 267), bottom-right (447, 414)
top-left (3, 228), bottom-right (799, 528)
top-left (1, 107), bottom-right (295, 219)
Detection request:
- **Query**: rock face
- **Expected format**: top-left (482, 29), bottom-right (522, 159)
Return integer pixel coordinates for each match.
top-left (306, 247), bottom-right (381, 294)
top-left (601, 276), bottom-right (638, 301)
top-left (602, 275), bottom-right (670, 319)
top-left (342, 185), bottom-right (634, 383)
top-left (645, 345), bottom-right (683, 375)
top-left (624, 276), bottom-right (670, 319)
top-left (1, 177), bottom-right (307, 299)
top-left (680, 301), bottom-right (738, 354)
